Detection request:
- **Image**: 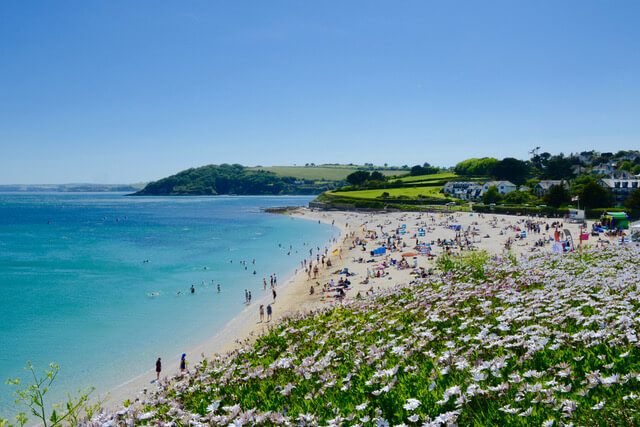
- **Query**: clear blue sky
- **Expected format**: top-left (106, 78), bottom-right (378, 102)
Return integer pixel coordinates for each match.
top-left (1, 1), bottom-right (639, 184)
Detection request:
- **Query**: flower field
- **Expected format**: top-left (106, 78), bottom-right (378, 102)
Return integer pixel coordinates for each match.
top-left (95, 245), bottom-right (640, 426)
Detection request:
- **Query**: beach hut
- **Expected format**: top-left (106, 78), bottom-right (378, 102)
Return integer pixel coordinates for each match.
top-left (600, 212), bottom-right (630, 230)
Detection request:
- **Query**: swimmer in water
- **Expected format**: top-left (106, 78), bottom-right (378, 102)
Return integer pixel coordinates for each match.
top-left (190, 285), bottom-right (195, 294)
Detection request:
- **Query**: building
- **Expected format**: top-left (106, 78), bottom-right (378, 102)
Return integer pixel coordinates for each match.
top-left (534, 180), bottom-right (569, 198)
top-left (443, 181), bottom-right (482, 200)
top-left (481, 181), bottom-right (516, 195)
top-left (600, 178), bottom-right (640, 205)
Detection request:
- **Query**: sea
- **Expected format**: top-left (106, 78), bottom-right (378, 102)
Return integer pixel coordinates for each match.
top-left (0, 193), bottom-right (337, 418)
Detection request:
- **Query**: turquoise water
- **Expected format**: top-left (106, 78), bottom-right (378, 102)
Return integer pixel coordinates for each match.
top-left (0, 193), bottom-right (336, 417)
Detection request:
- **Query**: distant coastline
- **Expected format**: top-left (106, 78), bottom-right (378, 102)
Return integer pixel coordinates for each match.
top-left (0, 184), bottom-right (143, 193)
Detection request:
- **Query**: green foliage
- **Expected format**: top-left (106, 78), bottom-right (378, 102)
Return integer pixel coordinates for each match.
top-left (482, 186), bottom-right (503, 204)
top-left (490, 157), bottom-right (530, 186)
top-left (503, 190), bottom-right (534, 205)
top-left (437, 250), bottom-right (491, 280)
top-left (543, 184), bottom-right (571, 208)
top-left (579, 181), bottom-right (614, 209)
top-left (409, 165), bottom-right (440, 176)
top-left (543, 155), bottom-right (575, 180)
top-left (625, 188), bottom-right (640, 210)
top-left (5, 361), bottom-right (106, 427)
top-left (453, 157), bottom-right (498, 176)
top-left (136, 164), bottom-right (334, 196)
top-left (346, 170), bottom-right (372, 186)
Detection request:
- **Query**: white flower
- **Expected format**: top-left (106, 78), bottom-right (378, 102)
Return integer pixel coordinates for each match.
top-left (403, 398), bottom-right (421, 411)
top-left (407, 414), bottom-right (419, 422)
top-left (591, 400), bottom-right (605, 410)
top-left (206, 401), bottom-right (220, 413)
top-left (542, 419), bottom-right (555, 427)
top-left (518, 407), bottom-right (533, 417)
top-left (137, 412), bottom-right (155, 420)
top-left (355, 402), bottom-right (368, 411)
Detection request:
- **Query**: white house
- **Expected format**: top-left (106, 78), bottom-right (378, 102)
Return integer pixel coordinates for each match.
top-left (443, 181), bottom-right (484, 200)
top-left (482, 181), bottom-right (516, 195)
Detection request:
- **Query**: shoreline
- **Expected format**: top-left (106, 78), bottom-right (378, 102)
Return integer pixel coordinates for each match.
top-left (103, 208), bottom-right (345, 410)
top-left (103, 207), bottom-right (601, 412)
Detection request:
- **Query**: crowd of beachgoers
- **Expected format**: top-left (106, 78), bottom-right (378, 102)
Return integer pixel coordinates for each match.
top-left (92, 208), bottom-right (639, 424)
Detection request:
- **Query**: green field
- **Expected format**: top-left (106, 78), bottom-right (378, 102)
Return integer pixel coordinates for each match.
top-left (395, 172), bottom-right (457, 183)
top-left (248, 165), bottom-right (407, 181)
top-left (332, 185), bottom-right (448, 200)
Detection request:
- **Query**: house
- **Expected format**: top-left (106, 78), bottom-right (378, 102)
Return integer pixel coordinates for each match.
top-left (600, 178), bottom-right (640, 205)
top-left (534, 180), bottom-right (569, 198)
top-left (570, 164), bottom-right (586, 175)
top-left (482, 181), bottom-right (516, 195)
top-left (591, 164), bottom-right (635, 179)
top-left (443, 181), bottom-right (482, 200)
top-left (591, 163), bottom-right (616, 176)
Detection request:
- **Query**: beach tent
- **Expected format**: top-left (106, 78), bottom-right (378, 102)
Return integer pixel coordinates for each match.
top-left (372, 247), bottom-right (386, 256)
top-left (601, 212), bottom-right (630, 230)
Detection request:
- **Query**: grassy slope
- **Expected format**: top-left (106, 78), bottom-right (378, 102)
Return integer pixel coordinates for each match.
top-left (329, 172), bottom-right (460, 201)
top-left (332, 186), bottom-right (447, 200)
top-left (248, 166), bottom-right (407, 182)
top-left (95, 246), bottom-right (640, 426)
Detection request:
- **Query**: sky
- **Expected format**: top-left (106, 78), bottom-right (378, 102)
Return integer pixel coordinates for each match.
top-left (1, 1), bottom-right (640, 184)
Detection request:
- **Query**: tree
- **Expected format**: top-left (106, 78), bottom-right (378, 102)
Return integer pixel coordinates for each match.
top-left (579, 181), bottom-right (613, 208)
top-left (543, 184), bottom-right (571, 208)
top-left (410, 165), bottom-right (424, 176)
top-left (503, 190), bottom-right (532, 205)
top-left (454, 158), bottom-right (498, 176)
top-left (369, 171), bottom-right (385, 181)
top-left (482, 186), bottom-right (503, 204)
top-left (409, 165), bottom-right (439, 176)
top-left (625, 188), bottom-right (640, 210)
top-left (490, 158), bottom-right (530, 186)
top-left (544, 155), bottom-right (575, 180)
top-left (346, 171), bottom-right (370, 186)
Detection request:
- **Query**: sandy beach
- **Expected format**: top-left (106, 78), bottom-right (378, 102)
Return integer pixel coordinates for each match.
top-left (105, 207), bottom-right (601, 411)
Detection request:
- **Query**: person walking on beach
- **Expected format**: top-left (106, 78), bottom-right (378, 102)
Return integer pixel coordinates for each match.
top-left (272, 288), bottom-right (277, 302)
top-left (248, 291), bottom-right (252, 303)
top-left (217, 284), bottom-right (221, 293)
top-left (267, 304), bottom-right (272, 321)
top-left (180, 354), bottom-right (187, 372)
top-left (263, 278), bottom-right (267, 290)
top-left (245, 288), bottom-right (248, 304)
top-left (259, 304), bottom-right (264, 322)
top-left (155, 357), bottom-right (162, 380)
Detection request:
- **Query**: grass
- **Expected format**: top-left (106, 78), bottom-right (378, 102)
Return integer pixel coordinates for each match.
top-left (395, 172), bottom-right (458, 183)
top-left (248, 165), bottom-right (407, 182)
top-left (331, 186), bottom-right (449, 200)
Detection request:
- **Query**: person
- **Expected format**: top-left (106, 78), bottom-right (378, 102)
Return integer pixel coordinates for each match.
top-left (248, 291), bottom-right (252, 303)
top-left (190, 284), bottom-right (195, 294)
top-left (259, 304), bottom-right (264, 322)
top-left (245, 289), bottom-right (249, 303)
top-left (180, 354), bottom-right (187, 372)
top-left (272, 288), bottom-right (277, 302)
top-left (263, 278), bottom-right (267, 290)
top-left (155, 357), bottom-right (162, 380)
top-left (217, 284), bottom-right (221, 293)
top-left (266, 304), bottom-right (272, 321)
